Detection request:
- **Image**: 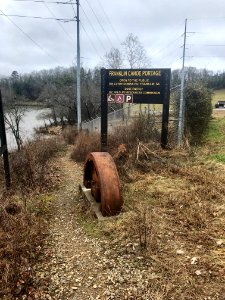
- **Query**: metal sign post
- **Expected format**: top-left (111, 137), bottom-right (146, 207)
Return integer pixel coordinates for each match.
top-left (101, 69), bottom-right (108, 152)
top-left (0, 90), bottom-right (11, 188)
top-left (101, 68), bottom-right (171, 151)
top-left (161, 71), bottom-right (171, 148)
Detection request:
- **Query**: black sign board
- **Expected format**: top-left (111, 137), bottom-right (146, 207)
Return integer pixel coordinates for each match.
top-left (101, 68), bottom-right (171, 151)
top-left (106, 69), bottom-right (170, 104)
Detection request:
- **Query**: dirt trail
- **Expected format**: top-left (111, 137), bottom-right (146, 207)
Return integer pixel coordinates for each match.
top-left (33, 147), bottom-right (147, 300)
top-left (32, 145), bottom-right (225, 300)
top-left (33, 148), bottom-right (101, 299)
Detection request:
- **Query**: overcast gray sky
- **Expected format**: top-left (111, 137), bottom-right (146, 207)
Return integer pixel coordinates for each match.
top-left (1, 0), bottom-right (225, 76)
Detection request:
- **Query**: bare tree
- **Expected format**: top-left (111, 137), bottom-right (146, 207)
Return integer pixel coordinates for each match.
top-left (122, 33), bottom-right (150, 68)
top-left (103, 47), bottom-right (124, 68)
top-left (4, 102), bottom-right (26, 151)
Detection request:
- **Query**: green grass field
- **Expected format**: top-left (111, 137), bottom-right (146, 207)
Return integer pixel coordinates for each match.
top-left (212, 89), bottom-right (225, 106)
top-left (124, 89), bottom-right (225, 116)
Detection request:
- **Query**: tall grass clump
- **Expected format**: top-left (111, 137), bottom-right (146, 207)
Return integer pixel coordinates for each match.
top-left (107, 114), bottom-right (161, 154)
top-left (71, 132), bottom-right (100, 162)
top-left (9, 137), bottom-right (63, 192)
top-left (0, 137), bottom-right (63, 298)
top-left (70, 115), bottom-right (162, 163)
top-left (62, 126), bottom-right (78, 144)
top-left (0, 196), bottom-right (47, 298)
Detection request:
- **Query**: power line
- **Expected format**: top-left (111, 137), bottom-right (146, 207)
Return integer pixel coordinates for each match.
top-left (187, 44), bottom-right (225, 47)
top-left (188, 17), bottom-right (225, 21)
top-left (187, 55), bottom-right (225, 58)
top-left (43, 1), bottom-right (75, 44)
top-left (83, 0), bottom-right (114, 49)
top-left (80, 21), bottom-right (101, 57)
top-left (158, 47), bottom-right (181, 67)
top-left (0, 13), bottom-right (75, 21)
top-left (13, 0), bottom-right (76, 4)
top-left (147, 20), bottom-right (184, 56)
top-left (69, 0), bottom-right (76, 16)
top-left (80, 4), bottom-right (108, 53)
top-left (80, 23), bottom-right (100, 56)
top-left (0, 9), bottom-right (62, 64)
top-left (96, 0), bottom-right (121, 44)
top-left (150, 34), bottom-right (183, 58)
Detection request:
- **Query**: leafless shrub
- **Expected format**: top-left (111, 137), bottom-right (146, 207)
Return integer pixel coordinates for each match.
top-left (62, 126), bottom-right (78, 144)
top-left (0, 137), bottom-right (61, 298)
top-left (108, 114), bottom-right (161, 151)
top-left (0, 196), bottom-right (48, 299)
top-left (71, 132), bottom-right (100, 162)
top-left (9, 137), bottom-right (63, 192)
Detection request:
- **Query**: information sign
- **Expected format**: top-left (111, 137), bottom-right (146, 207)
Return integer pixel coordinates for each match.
top-left (101, 68), bottom-right (171, 151)
top-left (106, 69), bottom-right (170, 104)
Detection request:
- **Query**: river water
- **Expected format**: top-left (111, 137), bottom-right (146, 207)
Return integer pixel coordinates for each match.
top-left (6, 107), bottom-right (50, 150)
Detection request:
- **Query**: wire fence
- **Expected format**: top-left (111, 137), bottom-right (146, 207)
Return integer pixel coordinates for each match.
top-left (82, 88), bottom-right (180, 147)
top-left (82, 85), bottom-right (180, 146)
top-left (82, 104), bottom-right (162, 132)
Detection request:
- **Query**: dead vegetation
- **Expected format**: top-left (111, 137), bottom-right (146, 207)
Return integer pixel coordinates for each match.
top-left (71, 131), bottom-right (101, 162)
top-left (8, 137), bottom-right (64, 193)
top-left (0, 114), bottom-right (224, 299)
top-left (62, 126), bottom-right (78, 145)
top-left (0, 138), bottom-right (63, 299)
top-left (92, 151), bottom-right (225, 299)
top-left (69, 116), bottom-right (225, 299)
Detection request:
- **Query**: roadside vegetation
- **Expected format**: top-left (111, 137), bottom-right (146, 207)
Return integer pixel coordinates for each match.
top-left (0, 103), bottom-right (224, 298)
top-left (68, 106), bottom-right (225, 299)
top-left (1, 48), bottom-right (225, 298)
top-left (0, 137), bottom-right (64, 299)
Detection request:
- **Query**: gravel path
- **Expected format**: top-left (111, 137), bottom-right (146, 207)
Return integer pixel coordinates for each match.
top-left (32, 148), bottom-right (151, 300)
top-left (31, 146), bottom-right (225, 300)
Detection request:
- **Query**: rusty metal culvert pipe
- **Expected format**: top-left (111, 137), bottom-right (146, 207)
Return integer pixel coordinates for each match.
top-left (83, 152), bottom-right (123, 217)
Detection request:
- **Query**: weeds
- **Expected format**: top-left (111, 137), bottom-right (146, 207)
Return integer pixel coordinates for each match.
top-left (70, 115), bottom-right (162, 164)
top-left (9, 137), bottom-right (64, 193)
top-left (71, 132), bottom-right (100, 162)
top-left (62, 126), bottom-right (78, 144)
top-left (69, 115), bottom-right (225, 299)
top-left (0, 137), bottom-right (63, 298)
top-left (0, 195), bottom-right (50, 299)
top-left (211, 153), bottom-right (225, 163)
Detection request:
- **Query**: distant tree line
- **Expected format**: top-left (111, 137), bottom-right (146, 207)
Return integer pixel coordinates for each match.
top-left (0, 67), bottom-right (102, 125)
top-left (0, 33), bottom-right (151, 126)
top-left (1, 32), bottom-right (225, 130)
top-left (171, 66), bottom-right (225, 90)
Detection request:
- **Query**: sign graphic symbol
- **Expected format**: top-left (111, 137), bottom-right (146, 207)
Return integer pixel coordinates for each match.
top-left (115, 94), bottom-right (124, 103)
top-left (125, 94), bottom-right (133, 103)
top-left (107, 94), bottom-right (115, 103)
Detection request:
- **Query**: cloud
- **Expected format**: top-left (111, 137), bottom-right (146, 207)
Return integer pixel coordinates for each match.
top-left (0, 0), bottom-right (225, 76)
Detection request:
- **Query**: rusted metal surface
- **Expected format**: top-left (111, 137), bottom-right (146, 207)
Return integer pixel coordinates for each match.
top-left (84, 152), bottom-right (122, 217)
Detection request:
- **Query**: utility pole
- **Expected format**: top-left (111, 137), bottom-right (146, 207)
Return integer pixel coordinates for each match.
top-left (76, 0), bottom-right (81, 130)
top-left (178, 18), bottom-right (187, 146)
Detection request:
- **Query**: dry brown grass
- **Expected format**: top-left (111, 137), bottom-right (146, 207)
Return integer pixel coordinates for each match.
top-left (68, 115), bottom-right (225, 299)
top-left (72, 127), bottom-right (225, 299)
top-left (70, 132), bottom-right (100, 162)
top-left (0, 196), bottom-right (45, 298)
top-left (0, 138), bottom-right (63, 299)
top-left (97, 152), bottom-right (225, 299)
top-left (70, 116), bottom-right (162, 165)
top-left (62, 126), bottom-right (78, 144)
top-left (9, 137), bottom-right (63, 193)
